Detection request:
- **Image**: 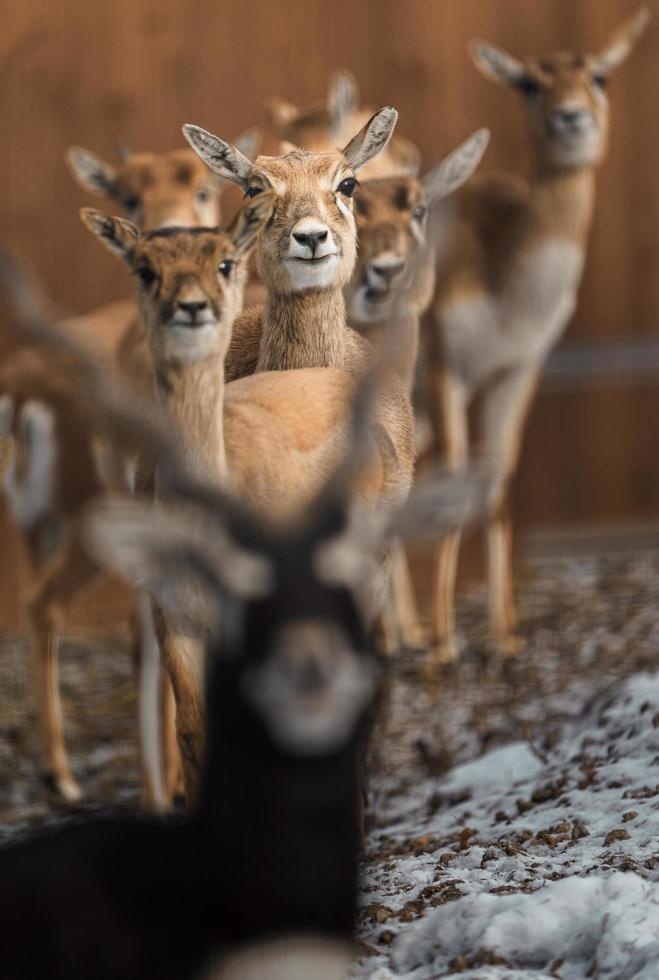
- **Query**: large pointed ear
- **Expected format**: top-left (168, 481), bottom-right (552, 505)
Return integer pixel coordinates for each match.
top-left (83, 497), bottom-right (274, 628)
top-left (66, 146), bottom-right (119, 198)
top-left (593, 6), bottom-right (651, 74)
top-left (226, 191), bottom-right (276, 254)
top-left (469, 39), bottom-right (529, 87)
top-left (265, 97), bottom-right (299, 133)
top-left (328, 69), bottom-right (360, 129)
top-left (183, 125), bottom-right (254, 191)
top-left (422, 129), bottom-right (490, 206)
top-left (233, 127), bottom-right (262, 162)
top-left (342, 107), bottom-right (398, 172)
top-left (80, 208), bottom-right (140, 265)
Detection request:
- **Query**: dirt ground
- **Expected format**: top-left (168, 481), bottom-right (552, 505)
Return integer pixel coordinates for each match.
top-left (1, 550), bottom-right (658, 968)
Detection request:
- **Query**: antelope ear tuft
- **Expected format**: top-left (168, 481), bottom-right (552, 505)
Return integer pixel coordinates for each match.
top-left (79, 209), bottom-right (140, 265)
top-left (593, 6), bottom-right (651, 75)
top-left (342, 107), bottom-right (398, 172)
top-left (469, 39), bottom-right (529, 87)
top-left (227, 191), bottom-right (276, 254)
top-left (422, 129), bottom-right (490, 206)
top-left (66, 147), bottom-right (119, 198)
top-left (183, 125), bottom-right (254, 191)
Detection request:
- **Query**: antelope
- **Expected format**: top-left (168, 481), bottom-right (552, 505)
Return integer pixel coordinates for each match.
top-left (266, 68), bottom-right (421, 178)
top-left (66, 134), bottom-right (260, 394)
top-left (183, 117), bottom-right (489, 656)
top-left (182, 109), bottom-right (402, 384)
top-left (0, 282), bottom-right (485, 978)
top-left (429, 8), bottom-right (650, 663)
top-left (344, 131), bottom-right (490, 651)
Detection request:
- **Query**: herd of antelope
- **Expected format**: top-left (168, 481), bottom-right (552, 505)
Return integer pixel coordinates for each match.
top-left (0, 8), bottom-right (650, 978)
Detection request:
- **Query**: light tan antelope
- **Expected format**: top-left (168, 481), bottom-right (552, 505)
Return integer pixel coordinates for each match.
top-left (80, 179), bottom-right (416, 795)
top-left (0, 342), bottom-right (152, 804)
top-left (183, 111), bottom-right (401, 386)
top-left (429, 8), bottom-right (650, 663)
top-left (344, 131), bottom-right (490, 651)
top-left (66, 134), bottom-right (260, 393)
top-left (267, 69), bottom-right (421, 178)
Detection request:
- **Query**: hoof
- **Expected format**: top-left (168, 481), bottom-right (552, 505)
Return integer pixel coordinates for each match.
top-left (490, 633), bottom-right (525, 658)
top-left (399, 625), bottom-right (430, 653)
top-left (41, 770), bottom-right (82, 806)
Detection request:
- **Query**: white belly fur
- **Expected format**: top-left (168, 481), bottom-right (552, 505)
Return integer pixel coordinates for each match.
top-left (4, 401), bottom-right (57, 529)
top-left (441, 238), bottom-right (584, 390)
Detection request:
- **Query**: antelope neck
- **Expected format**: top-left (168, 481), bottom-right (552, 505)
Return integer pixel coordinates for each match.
top-left (258, 289), bottom-right (347, 371)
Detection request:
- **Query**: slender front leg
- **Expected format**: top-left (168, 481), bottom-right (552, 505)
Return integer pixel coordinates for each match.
top-left (432, 368), bottom-right (469, 663)
top-left (480, 366), bottom-right (540, 655)
top-left (25, 537), bottom-right (99, 803)
top-left (391, 541), bottom-right (427, 650)
top-left (131, 593), bottom-right (167, 812)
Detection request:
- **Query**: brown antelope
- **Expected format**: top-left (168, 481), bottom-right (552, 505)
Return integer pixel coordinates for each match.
top-left (0, 341), bottom-right (151, 805)
top-left (79, 169), bottom-right (415, 795)
top-left (66, 134), bottom-right (261, 393)
top-left (267, 68), bottom-right (421, 178)
top-left (344, 131), bottom-right (490, 651)
top-left (429, 8), bottom-right (650, 663)
top-left (181, 110), bottom-right (402, 382)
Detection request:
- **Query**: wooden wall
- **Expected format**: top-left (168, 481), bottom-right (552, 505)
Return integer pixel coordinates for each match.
top-left (1, 0), bottom-right (658, 630)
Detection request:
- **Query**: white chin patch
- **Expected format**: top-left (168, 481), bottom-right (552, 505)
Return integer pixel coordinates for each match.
top-left (551, 128), bottom-right (601, 167)
top-left (242, 632), bottom-right (374, 756)
top-left (166, 322), bottom-right (218, 361)
top-left (285, 255), bottom-right (341, 291)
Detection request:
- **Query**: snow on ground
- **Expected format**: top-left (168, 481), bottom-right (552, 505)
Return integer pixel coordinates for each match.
top-left (356, 673), bottom-right (659, 979)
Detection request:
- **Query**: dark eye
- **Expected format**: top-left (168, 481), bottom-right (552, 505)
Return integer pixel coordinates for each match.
top-left (245, 186), bottom-right (263, 199)
top-left (592, 73), bottom-right (608, 90)
top-left (413, 205), bottom-right (427, 222)
top-left (517, 76), bottom-right (541, 98)
top-left (218, 259), bottom-right (235, 279)
top-left (196, 187), bottom-right (211, 203)
top-left (337, 177), bottom-right (358, 198)
top-left (124, 195), bottom-right (140, 213)
top-left (134, 266), bottom-right (156, 288)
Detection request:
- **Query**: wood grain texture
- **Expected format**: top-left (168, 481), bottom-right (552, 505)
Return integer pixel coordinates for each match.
top-left (1, 0), bottom-right (657, 630)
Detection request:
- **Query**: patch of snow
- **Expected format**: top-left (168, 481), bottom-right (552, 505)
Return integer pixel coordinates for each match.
top-left (355, 673), bottom-right (659, 979)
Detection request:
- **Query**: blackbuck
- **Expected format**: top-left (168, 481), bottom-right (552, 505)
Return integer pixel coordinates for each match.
top-left (345, 132), bottom-right (490, 651)
top-left (0, 251), bottom-right (486, 979)
top-left (266, 68), bottom-right (421, 178)
top-left (429, 7), bottom-right (650, 663)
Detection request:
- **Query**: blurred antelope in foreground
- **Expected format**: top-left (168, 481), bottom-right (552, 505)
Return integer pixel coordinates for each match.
top-left (429, 7), bottom-right (650, 663)
top-left (0, 249), bottom-right (486, 979)
top-left (345, 132), bottom-right (490, 650)
top-left (267, 69), bottom-right (421, 178)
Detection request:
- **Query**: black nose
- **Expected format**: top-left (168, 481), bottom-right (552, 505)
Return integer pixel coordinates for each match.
top-left (178, 300), bottom-right (207, 321)
top-left (556, 108), bottom-right (585, 126)
top-left (292, 229), bottom-right (328, 255)
top-left (370, 259), bottom-right (405, 285)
